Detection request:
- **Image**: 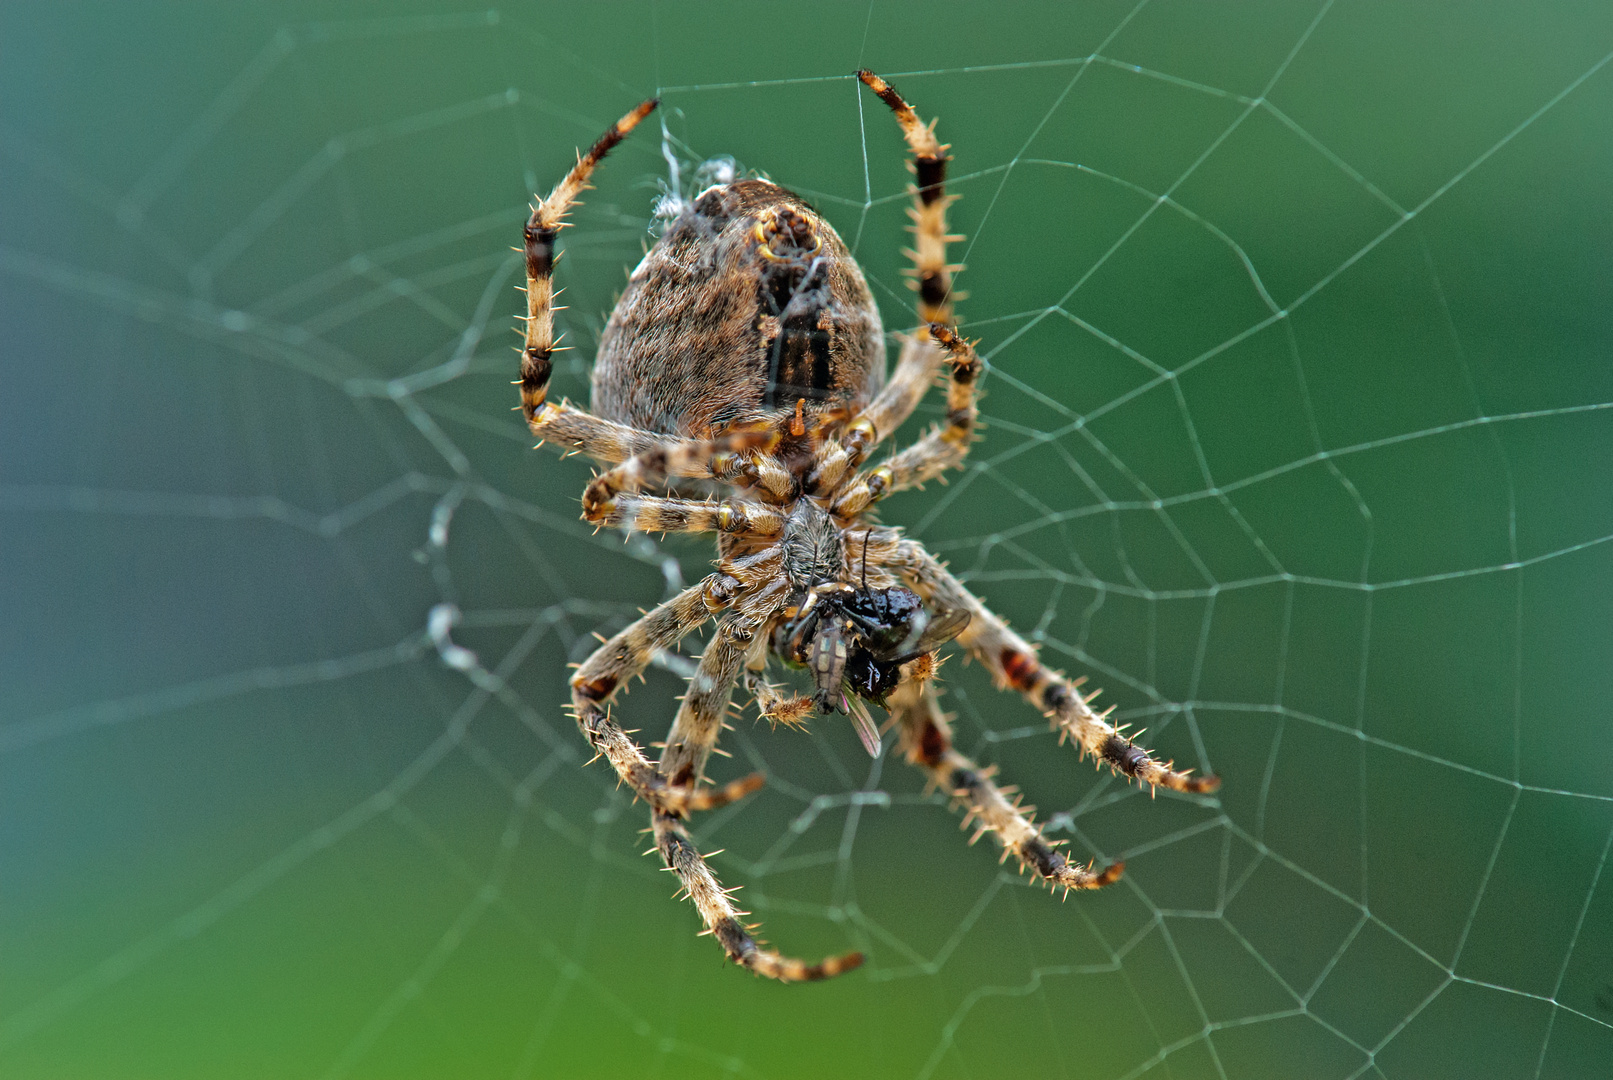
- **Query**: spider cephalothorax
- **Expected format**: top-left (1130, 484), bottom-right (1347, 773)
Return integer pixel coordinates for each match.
top-left (515, 72), bottom-right (1219, 983)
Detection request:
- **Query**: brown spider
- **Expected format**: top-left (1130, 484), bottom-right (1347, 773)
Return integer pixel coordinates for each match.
top-left (516, 72), bottom-right (1219, 983)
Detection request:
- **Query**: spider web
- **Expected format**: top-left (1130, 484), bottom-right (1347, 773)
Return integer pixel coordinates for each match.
top-left (4, 2), bottom-right (1613, 1077)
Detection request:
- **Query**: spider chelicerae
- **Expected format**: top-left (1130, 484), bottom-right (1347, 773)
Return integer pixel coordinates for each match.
top-left (516, 71), bottom-right (1219, 983)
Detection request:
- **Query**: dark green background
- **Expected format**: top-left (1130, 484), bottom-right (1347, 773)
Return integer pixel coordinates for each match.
top-left (4, 2), bottom-right (1612, 1077)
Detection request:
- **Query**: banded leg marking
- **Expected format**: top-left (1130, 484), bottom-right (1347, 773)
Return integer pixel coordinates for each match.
top-left (887, 671), bottom-right (1121, 891)
top-left (658, 614), bottom-right (756, 790)
top-left (654, 810), bottom-right (864, 982)
top-left (840, 332), bottom-right (949, 471)
top-left (580, 427), bottom-right (788, 519)
top-left (570, 580), bottom-right (763, 815)
top-left (831, 323), bottom-right (982, 517)
top-left (890, 542), bottom-right (1220, 795)
top-left (521, 98), bottom-right (657, 423)
top-left (652, 611), bottom-right (861, 981)
top-left (857, 70), bottom-right (961, 324)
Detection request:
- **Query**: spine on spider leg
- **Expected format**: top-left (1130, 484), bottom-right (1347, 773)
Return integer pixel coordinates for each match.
top-left (856, 70), bottom-right (962, 324)
top-left (570, 686), bottom-right (763, 816)
top-left (579, 428), bottom-right (786, 518)
top-left (589, 494), bottom-right (784, 539)
top-left (520, 98), bottom-right (658, 425)
top-left (889, 674), bottom-right (1122, 891)
top-left (927, 323), bottom-right (981, 452)
top-left (910, 150), bottom-right (958, 326)
top-left (890, 539), bottom-right (1220, 795)
top-left (989, 624), bottom-right (1221, 797)
top-left (1040, 677), bottom-right (1221, 795)
top-left (653, 810), bottom-right (864, 982)
top-left (976, 596), bottom-right (1223, 796)
top-left (844, 321), bottom-right (984, 503)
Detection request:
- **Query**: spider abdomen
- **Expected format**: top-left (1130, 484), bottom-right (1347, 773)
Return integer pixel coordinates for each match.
top-left (591, 179), bottom-right (885, 437)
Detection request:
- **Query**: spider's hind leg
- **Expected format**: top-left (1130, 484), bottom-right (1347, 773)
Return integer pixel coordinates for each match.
top-left (831, 323), bottom-right (982, 517)
top-left (857, 69), bottom-right (958, 325)
top-left (570, 578), bottom-right (761, 816)
top-left (835, 71), bottom-right (962, 466)
top-left (887, 663), bottom-right (1122, 892)
top-left (654, 810), bottom-right (864, 982)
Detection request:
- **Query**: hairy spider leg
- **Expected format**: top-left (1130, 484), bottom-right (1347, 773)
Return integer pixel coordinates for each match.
top-left (653, 809), bottom-right (864, 982)
top-left (581, 425), bottom-right (795, 520)
top-left (574, 544), bottom-right (856, 980)
top-left (659, 603), bottom-right (783, 790)
top-left (886, 669), bottom-right (1123, 891)
top-left (890, 541), bottom-right (1221, 795)
top-left (742, 671), bottom-right (816, 729)
top-left (592, 494), bottom-right (785, 538)
top-left (816, 73), bottom-right (961, 471)
top-left (570, 579), bottom-right (762, 816)
top-left (531, 408), bottom-right (686, 466)
top-left (857, 70), bottom-right (961, 325)
top-left (654, 580), bottom-right (862, 981)
top-left (516, 103), bottom-right (733, 504)
top-left (520, 98), bottom-right (658, 424)
top-left (832, 321), bottom-right (982, 518)
top-left (518, 102), bottom-right (699, 471)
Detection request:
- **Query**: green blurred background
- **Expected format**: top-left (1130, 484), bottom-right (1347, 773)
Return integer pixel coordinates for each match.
top-left (4, 2), bottom-right (1612, 1077)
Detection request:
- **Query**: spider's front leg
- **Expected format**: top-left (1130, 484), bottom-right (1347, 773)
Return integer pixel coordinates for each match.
top-left (570, 576), bottom-right (762, 816)
top-left (653, 589), bottom-right (864, 982)
top-left (891, 541), bottom-right (1220, 795)
top-left (887, 664), bottom-right (1122, 891)
top-left (574, 572), bottom-right (861, 981)
top-left (653, 809), bottom-right (864, 982)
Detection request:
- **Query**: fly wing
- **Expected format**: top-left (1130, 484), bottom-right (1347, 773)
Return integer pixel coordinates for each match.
top-left (845, 694), bottom-right (883, 757)
top-left (884, 606), bottom-right (971, 661)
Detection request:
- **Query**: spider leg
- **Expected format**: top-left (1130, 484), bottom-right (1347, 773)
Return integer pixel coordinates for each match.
top-left (840, 333), bottom-right (949, 466)
top-left (887, 665), bottom-right (1122, 891)
top-left (658, 610), bottom-right (772, 789)
top-left (832, 323), bottom-right (981, 516)
top-left (831, 72), bottom-right (960, 466)
top-left (591, 494), bottom-right (785, 539)
top-left (580, 425), bottom-right (793, 518)
top-left (653, 809), bottom-right (864, 981)
top-left (889, 541), bottom-right (1220, 795)
top-left (858, 70), bottom-right (959, 325)
top-left (520, 98), bottom-right (657, 424)
top-left (571, 577), bottom-right (763, 815)
top-left (653, 599), bottom-right (862, 981)
top-left (530, 405), bottom-right (701, 467)
top-left (575, 582), bottom-right (861, 979)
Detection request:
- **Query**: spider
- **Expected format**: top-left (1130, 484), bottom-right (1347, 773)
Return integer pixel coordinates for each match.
top-left (515, 71), bottom-right (1219, 983)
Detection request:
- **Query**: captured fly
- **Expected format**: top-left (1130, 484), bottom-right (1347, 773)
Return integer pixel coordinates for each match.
top-left (774, 583), bottom-right (970, 756)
